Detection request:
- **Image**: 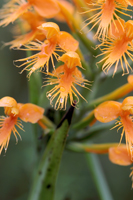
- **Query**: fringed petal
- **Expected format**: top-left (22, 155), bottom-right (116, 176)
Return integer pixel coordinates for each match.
top-left (120, 115), bottom-right (133, 157)
top-left (0, 116), bottom-right (21, 154)
top-left (6, 31), bottom-right (37, 49)
top-left (0, 0), bottom-right (30, 27)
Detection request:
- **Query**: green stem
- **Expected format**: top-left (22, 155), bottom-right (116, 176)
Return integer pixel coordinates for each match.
top-left (85, 153), bottom-right (113, 200)
top-left (28, 120), bottom-right (69, 200)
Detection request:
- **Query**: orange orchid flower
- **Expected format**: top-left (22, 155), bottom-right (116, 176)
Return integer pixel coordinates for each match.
top-left (5, 11), bottom-right (46, 49)
top-left (94, 96), bottom-right (133, 159)
top-left (0, 0), bottom-right (60, 27)
top-left (45, 51), bottom-right (90, 110)
top-left (82, 0), bottom-right (132, 39)
top-left (97, 19), bottom-right (133, 76)
top-left (15, 22), bottom-right (79, 77)
top-left (109, 145), bottom-right (133, 187)
top-left (0, 96), bottom-right (44, 154)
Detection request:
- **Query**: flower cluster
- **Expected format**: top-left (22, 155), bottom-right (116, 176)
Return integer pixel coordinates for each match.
top-left (1, 0), bottom-right (133, 192)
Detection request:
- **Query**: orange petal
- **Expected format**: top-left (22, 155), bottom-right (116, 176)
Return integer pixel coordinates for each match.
top-left (94, 101), bottom-right (121, 123)
top-left (57, 31), bottom-right (79, 51)
top-left (7, 31), bottom-right (37, 49)
top-left (0, 96), bottom-right (17, 108)
top-left (59, 52), bottom-right (82, 68)
top-left (121, 96), bottom-right (133, 114)
top-left (18, 103), bottom-right (44, 123)
top-left (38, 22), bottom-right (60, 39)
top-left (20, 11), bottom-right (44, 29)
top-left (0, 97), bottom-right (19, 116)
top-left (109, 145), bottom-right (132, 166)
top-left (28, 0), bottom-right (60, 18)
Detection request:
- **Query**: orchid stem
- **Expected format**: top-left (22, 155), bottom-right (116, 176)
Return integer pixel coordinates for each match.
top-left (85, 153), bottom-right (113, 200)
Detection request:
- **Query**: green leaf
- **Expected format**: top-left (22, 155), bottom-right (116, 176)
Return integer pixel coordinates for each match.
top-left (28, 120), bottom-right (69, 200)
top-left (28, 103), bottom-right (76, 200)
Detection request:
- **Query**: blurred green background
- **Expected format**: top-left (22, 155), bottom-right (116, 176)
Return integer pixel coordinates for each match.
top-left (0, 1), bottom-right (133, 200)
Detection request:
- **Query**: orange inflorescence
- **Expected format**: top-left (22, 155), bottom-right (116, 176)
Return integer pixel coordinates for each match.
top-left (0, 96), bottom-right (44, 154)
top-left (45, 52), bottom-right (90, 109)
top-left (14, 22), bottom-right (79, 77)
